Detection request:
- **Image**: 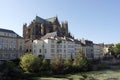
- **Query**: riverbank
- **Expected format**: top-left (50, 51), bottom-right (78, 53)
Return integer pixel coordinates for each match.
top-left (30, 69), bottom-right (120, 80)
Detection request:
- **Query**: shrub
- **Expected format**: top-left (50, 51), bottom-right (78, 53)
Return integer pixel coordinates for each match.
top-left (41, 59), bottom-right (50, 71)
top-left (0, 61), bottom-right (23, 80)
top-left (73, 51), bottom-right (90, 72)
top-left (64, 58), bottom-right (73, 73)
top-left (20, 53), bottom-right (42, 72)
top-left (51, 58), bottom-right (65, 74)
top-left (96, 63), bottom-right (109, 70)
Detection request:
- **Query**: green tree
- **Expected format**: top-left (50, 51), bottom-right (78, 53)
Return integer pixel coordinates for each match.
top-left (113, 44), bottom-right (120, 57)
top-left (51, 58), bottom-right (65, 74)
top-left (0, 61), bottom-right (23, 80)
top-left (20, 53), bottom-right (41, 72)
top-left (73, 51), bottom-right (89, 71)
top-left (41, 59), bottom-right (49, 71)
top-left (109, 44), bottom-right (120, 57)
top-left (64, 58), bottom-right (73, 73)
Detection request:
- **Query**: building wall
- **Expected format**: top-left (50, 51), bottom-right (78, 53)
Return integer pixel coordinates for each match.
top-left (93, 44), bottom-right (104, 59)
top-left (24, 40), bottom-right (33, 53)
top-left (85, 46), bottom-right (94, 59)
top-left (0, 31), bottom-right (24, 60)
top-left (33, 38), bottom-right (76, 59)
top-left (75, 43), bottom-right (83, 55)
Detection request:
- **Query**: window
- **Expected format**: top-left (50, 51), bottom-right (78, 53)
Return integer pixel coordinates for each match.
top-left (51, 40), bottom-right (54, 43)
top-left (44, 49), bottom-right (47, 53)
top-left (0, 44), bottom-right (2, 49)
top-left (51, 44), bottom-right (55, 48)
top-left (19, 46), bottom-right (22, 50)
top-left (51, 49), bottom-right (55, 53)
top-left (0, 39), bottom-right (2, 43)
top-left (39, 49), bottom-right (41, 53)
top-left (64, 50), bottom-right (66, 53)
top-left (57, 49), bottom-right (62, 53)
top-left (57, 45), bottom-right (62, 48)
top-left (4, 33), bottom-right (6, 36)
top-left (64, 45), bottom-right (66, 48)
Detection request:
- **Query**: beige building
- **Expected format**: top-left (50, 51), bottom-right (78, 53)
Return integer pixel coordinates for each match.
top-left (0, 28), bottom-right (24, 60)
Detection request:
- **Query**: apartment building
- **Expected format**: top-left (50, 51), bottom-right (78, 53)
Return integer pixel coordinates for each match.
top-left (93, 44), bottom-right (104, 59)
top-left (80, 39), bottom-right (94, 59)
top-left (0, 28), bottom-right (24, 60)
top-left (33, 32), bottom-right (76, 59)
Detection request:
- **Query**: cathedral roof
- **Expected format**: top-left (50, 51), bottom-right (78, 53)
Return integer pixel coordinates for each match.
top-left (35, 16), bottom-right (50, 24)
top-left (46, 17), bottom-right (57, 23)
top-left (34, 16), bottom-right (60, 26)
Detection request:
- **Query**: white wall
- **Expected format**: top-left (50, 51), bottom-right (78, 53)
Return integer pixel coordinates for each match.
top-left (33, 39), bottom-right (77, 59)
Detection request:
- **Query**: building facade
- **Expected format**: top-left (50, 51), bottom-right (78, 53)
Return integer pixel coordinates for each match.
top-left (0, 28), bottom-right (24, 60)
top-left (33, 32), bottom-right (76, 59)
top-left (80, 39), bottom-right (94, 59)
top-left (93, 44), bottom-right (104, 59)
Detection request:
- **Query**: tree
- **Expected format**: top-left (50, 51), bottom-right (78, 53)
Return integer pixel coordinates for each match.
top-left (50, 58), bottom-right (65, 74)
top-left (73, 51), bottom-right (89, 71)
top-left (20, 53), bottom-right (41, 72)
top-left (0, 61), bottom-right (23, 80)
top-left (113, 44), bottom-right (120, 57)
top-left (109, 44), bottom-right (120, 57)
top-left (41, 59), bottom-right (49, 71)
top-left (64, 58), bottom-right (73, 73)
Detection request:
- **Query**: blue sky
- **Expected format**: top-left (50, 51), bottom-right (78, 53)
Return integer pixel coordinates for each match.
top-left (0, 0), bottom-right (120, 44)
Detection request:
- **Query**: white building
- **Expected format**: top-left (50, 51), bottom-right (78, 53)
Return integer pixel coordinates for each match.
top-left (0, 28), bottom-right (24, 60)
top-left (80, 39), bottom-right (94, 59)
top-left (33, 37), bottom-right (76, 59)
top-left (33, 32), bottom-right (76, 59)
top-left (33, 32), bottom-right (97, 60)
top-left (74, 40), bottom-right (86, 56)
top-left (93, 44), bottom-right (104, 59)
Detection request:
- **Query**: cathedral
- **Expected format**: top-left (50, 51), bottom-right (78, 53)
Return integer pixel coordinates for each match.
top-left (23, 16), bottom-right (73, 40)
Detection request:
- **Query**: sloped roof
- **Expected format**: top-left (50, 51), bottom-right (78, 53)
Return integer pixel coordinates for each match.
top-left (46, 17), bottom-right (57, 23)
top-left (41, 31), bottom-right (64, 40)
top-left (0, 28), bottom-right (22, 38)
top-left (35, 16), bottom-right (50, 24)
top-left (34, 16), bottom-right (60, 26)
top-left (0, 28), bottom-right (16, 34)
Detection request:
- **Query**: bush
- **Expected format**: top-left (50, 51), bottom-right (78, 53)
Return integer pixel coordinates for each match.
top-left (96, 63), bottom-right (109, 70)
top-left (64, 58), bottom-right (73, 73)
top-left (0, 61), bottom-right (23, 80)
top-left (51, 58), bottom-right (65, 74)
top-left (73, 51), bottom-right (90, 72)
top-left (41, 59), bottom-right (50, 71)
top-left (20, 53), bottom-right (42, 72)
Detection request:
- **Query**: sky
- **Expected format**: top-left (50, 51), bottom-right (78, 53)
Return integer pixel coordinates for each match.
top-left (0, 0), bottom-right (120, 44)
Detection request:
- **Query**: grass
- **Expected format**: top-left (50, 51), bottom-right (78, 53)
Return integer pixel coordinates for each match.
top-left (29, 70), bottom-right (120, 80)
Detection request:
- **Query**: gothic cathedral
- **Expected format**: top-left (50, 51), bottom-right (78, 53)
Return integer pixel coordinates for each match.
top-left (23, 16), bottom-right (73, 40)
